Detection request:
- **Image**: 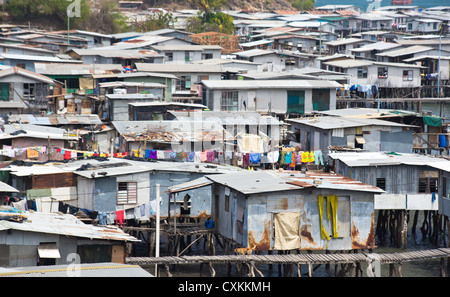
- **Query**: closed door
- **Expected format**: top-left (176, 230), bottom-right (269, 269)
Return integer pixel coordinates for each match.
top-left (287, 90), bottom-right (305, 114)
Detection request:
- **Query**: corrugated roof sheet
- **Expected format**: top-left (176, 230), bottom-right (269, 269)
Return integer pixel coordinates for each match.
top-left (135, 63), bottom-right (223, 73)
top-left (0, 211), bottom-right (140, 242)
top-left (329, 151), bottom-right (450, 172)
top-left (8, 114), bottom-right (103, 126)
top-left (0, 181), bottom-right (18, 192)
top-left (112, 120), bottom-right (234, 143)
top-left (204, 170), bottom-right (384, 194)
top-left (375, 45), bottom-right (434, 57)
top-left (325, 38), bottom-right (369, 46)
top-left (286, 116), bottom-right (413, 129)
top-left (0, 124), bottom-right (78, 141)
top-left (201, 79), bottom-right (342, 89)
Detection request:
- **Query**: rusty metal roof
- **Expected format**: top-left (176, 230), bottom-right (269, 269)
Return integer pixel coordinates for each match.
top-left (204, 169), bottom-right (384, 195)
top-left (112, 120), bottom-right (234, 143)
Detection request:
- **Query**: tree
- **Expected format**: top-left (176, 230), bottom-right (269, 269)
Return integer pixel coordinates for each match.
top-left (134, 12), bottom-right (177, 32)
top-left (292, 0), bottom-right (315, 11)
top-left (186, 0), bottom-right (235, 34)
top-left (5, 0), bottom-right (90, 28)
top-left (81, 0), bottom-right (129, 34)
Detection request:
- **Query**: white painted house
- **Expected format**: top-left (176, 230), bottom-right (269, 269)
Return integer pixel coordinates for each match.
top-left (201, 79), bottom-right (340, 116)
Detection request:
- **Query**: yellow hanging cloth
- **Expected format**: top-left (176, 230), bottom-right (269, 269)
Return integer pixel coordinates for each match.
top-left (301, 151), bottom-right (309, 163)
top-left (308, 151), bottom-right (315, 163)
top-left (318, 195), bottom-right (330, 241)
top-left (329, 195), bottom-right (339, 238)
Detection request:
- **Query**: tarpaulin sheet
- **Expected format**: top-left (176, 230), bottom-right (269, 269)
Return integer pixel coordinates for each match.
top-left (422, 116), bottom-right (442, 127)
top-left (273, 212), bottom-right (300, 250)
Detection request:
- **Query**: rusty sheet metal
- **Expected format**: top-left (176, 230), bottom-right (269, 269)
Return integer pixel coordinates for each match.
top-left (286, 180), bottom-right (316, 188)
top-left (32, 172), bottom-right (77, 189)
top-left (246, 203), bottom-right (271, 250)
top-left (351, 203), bottom-right (375, 249)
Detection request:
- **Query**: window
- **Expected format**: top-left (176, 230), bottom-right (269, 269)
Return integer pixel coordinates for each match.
top-left (0, 83), bottom-right (9, 101)
top-left (418, 178), bottom-right (438, 193)
top-left (378, 67), bottom-right (388, 78)
top-left (166, 52), bottom-right (173, 62)
top-left (221, 91), bottom-right (239, 111)
top-left (225, 195), bottom-right (230, 212)
top-left (403, 70), bottom-right (413, 81)
top-left (376, 178), bottom-right (386, 190)
top-left (185, 51), bottom-right (190, 62)
top-left (202, 53), bottom-right (213, 60)
top-left (357, 67), bottom-right (368, 78)
top-left (176, 76), bottom-right (191, 90)
top-left (181, 194), bottom-right (191, 215)
top-left (23, 83), bottom-right (36, 100)
top-left (117, 182), bottom-right (137, 204)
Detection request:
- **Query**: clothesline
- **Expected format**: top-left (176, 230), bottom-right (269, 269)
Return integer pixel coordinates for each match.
top-left (3, 144), bottom-right (326, 167)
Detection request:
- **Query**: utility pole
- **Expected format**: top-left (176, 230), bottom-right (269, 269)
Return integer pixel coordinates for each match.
top-left (437, 35), bottom-right (441, 98)
top-left (155, 184), bottom-right (160, 276)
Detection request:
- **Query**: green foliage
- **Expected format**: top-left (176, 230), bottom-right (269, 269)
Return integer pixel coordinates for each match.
top-left (292, 0), bottom-right (315, 11)
top-left (83, 0), bottom-right (129, 33)
top-left (4, 0), bottom-right (127, 33)
top-left (186, 0), bottom-right (235, 34)
top-left (135, 12), bottom-right (177, 32)
top-left (5, 0), bottom-right (90, 27)
top-left (185, 12), bottom-right (235, 34)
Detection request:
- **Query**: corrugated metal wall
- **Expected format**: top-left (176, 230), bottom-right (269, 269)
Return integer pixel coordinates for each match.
top-left (217, 187), bottom-right (375, 251)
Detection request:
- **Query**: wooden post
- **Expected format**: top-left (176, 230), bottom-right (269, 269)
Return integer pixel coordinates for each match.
top-left (400, 210), bottom-right (408, 249)
top-left (155, 184), bottom-right (160, 276)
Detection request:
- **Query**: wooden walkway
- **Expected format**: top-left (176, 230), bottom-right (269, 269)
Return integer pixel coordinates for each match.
top-left (126, 248), bottom-right (450, 266)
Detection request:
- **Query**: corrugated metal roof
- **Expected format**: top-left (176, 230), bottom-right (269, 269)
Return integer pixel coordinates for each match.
top-left (323, 59), bottom-right (374, 68)
top-left (169, 176), bottom-right (213, 193)
top-left (232, 49), bottom-right (277, 57)
top-left (135, 63), bottom-right (223, 73)
top-left (204, 170), bottom-right (384, 194)
top-left (5, 157), bottom-right (242, 179)
top-left (0, 211), bottom-right (140, 242)
top-left (112, 120), bottom-right (234, 144)
top-left (286, 115), bottom-right (413, 129)
top-left (318, 108), bottom-right (410, 119)
top-left (0, 67), bottom-right (54, 84)
top-left (129, 102), bottom-right (206, 109)
top-left (106, 94), bottom-right (159, 100)
top-left (329, 151), bottom-right (450, 172)
top-left (375, 45), bottom-right (434, 57)
top-left (99, 82), bottom-right (165, 89)
top-left (151, 45), bottom-right (222, 51)
top-left (35, 63), bottom-right (123, 76)
top-left (201, 79), bottom-right (342, 89)
top-left (0, 181), bottom-right (18, 192)
top-left (0, 53), bottom-right (81, 63)
top-left (0, 124), bottom-right (78, 141)
top-left (325, 38), bottom-right (368, 46)
top-left (8, 114), bottom-right (103, 126)
top-left (170, 111), bottom-right (282, 126)
top-left (349, 41), bottom-right (402, 52)
top-left (71, 49), bottom-right (163, 58)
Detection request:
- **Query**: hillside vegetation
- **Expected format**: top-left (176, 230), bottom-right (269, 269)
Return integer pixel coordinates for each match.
top-left (0, 0), bottom-right (315, 33)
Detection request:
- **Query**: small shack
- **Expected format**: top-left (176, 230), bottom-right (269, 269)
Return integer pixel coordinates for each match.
top-left (0, 209), bottom-right (139, 267)
top-left (171, 170), bottom-right (383, 251)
